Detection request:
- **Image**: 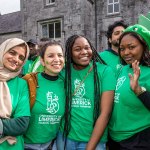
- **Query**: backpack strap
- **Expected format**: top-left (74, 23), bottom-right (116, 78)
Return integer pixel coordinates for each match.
top-left (22, 72), bottom-right (38, 110)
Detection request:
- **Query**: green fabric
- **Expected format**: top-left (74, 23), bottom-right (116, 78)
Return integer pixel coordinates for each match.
top-left (24, 73), bottom-right (65, 144)
top-left (124, 24), bottom-right (150, 49)
top-left (2, 117), bottom-right (29, 136)
top-left (28, 56), bottom-right (44, 73)
top-left (61, 62), bottom-right (116, 142)
top-left (138, 15), bottom-right (150, 31)
top-left (0, 77), bottom-right (30, 150)
top-left (99, 50), bottom-right (122, 77)
top-left (22, 60), bottom-right (34, 75)
top-left (109, 65), bottom-right (150, 142)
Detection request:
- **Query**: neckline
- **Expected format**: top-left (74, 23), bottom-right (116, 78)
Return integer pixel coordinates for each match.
top-left (41, 72), bottom-right (58, 81)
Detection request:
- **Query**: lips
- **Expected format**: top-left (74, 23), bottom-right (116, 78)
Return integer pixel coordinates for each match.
top-left (52, 64), bottom-right (62, 69)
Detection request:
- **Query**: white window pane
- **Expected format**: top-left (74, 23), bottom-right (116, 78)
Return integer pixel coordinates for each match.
top-left (109, 0), bottom-right (113, 3)
top-left (42, 25), bottom-right (48, 37)
top-left (114, 0), bottom-right (119, 2)
top-left (114, 3), bottom-right (119, 12)
top-left (108, 5), bottom-right (113, 13)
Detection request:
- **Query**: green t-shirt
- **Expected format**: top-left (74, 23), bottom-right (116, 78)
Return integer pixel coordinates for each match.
top-left (28, 56), bottom-right (44, 73)
top-left (109, 65), bottom-right (150, 142)
top-left (61, 62), bottom-right (116, 142)
top-left (99, 50), bottom-right (122, 76)
top-left (0, 77), bottom-right (30, 150)
top-left (22, 59), bottom-right (34, 75)
top-left (24, 73), bottom-right (65, 144)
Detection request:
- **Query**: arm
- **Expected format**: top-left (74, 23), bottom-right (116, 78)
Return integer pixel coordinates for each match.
top-left (129, 60), bottom-right (150, 109)
top-left (86, 90), bottom-right (114, 150)
top-left (138, 91), bottom-right (150, 110)
top-left (0, 116), bottom-right (29, 137)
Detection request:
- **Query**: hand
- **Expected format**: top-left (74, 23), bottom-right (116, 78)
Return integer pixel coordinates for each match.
top-left (128, 60), bottom-right (141, 94)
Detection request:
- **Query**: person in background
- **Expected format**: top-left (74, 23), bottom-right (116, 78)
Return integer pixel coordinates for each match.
top-left (28, 38), bottom-right (51, 73)
top-left (22, 39), bottom-right (38, 75)
top-left (56, 35), bottom-right (116, 150)
top-left (109, 24), bottom-right (150, 150)
top-left (99, 20), bottom-right (128, 76)
top-left (24, 40), bottom-right (65, 150)
top-left (0, 38), bottom-right (30, 150)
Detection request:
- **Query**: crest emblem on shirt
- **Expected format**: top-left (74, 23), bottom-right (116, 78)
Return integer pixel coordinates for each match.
top-left (46, 91), bottom-right (59, 114)
top-left (74, 79), bottom-right (85, 98)
top-left (116, 76), bottom-right (126, 90)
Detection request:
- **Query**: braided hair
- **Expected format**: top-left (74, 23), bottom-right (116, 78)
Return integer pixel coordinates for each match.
top-left (63, 35), bottom-right (106, 142)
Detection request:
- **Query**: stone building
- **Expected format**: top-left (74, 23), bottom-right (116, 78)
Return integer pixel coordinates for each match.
top-left (0, 0), bottom-right (150, 50)
top-left (0, 11), bottom-right (22, 44)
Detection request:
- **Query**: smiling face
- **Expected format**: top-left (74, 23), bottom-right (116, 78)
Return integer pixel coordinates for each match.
top-left (119, 34), bottom-right (144, 64)
top-left (3, 45), bottom-right (26, 72)
top-left (41, 45), bottom-right (64, 76)
top-left (71, 37), bottom-right (92, 70)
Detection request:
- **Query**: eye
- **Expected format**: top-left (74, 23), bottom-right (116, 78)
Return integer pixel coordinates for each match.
top-left (119, 47), bottom-right (124, 51)
top-left (74, 48), bottom-right (81, 52)
top-left (19, 55), bottom-right (25, 61)
top-left (8, 50), bottom-right (16, 55)
top-left (129, 45), bottom-right (135, 50)
top-left (58, 54), bottom-right (63, 57)
top-left (84, 46), bottom-right (91, 50)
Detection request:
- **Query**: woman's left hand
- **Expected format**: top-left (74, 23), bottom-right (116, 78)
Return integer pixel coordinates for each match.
top-left (129, 60), bottom-right (141, 94)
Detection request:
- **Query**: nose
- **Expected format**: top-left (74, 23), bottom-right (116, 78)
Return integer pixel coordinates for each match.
top-left (81, 48), bottom-right (88, 54)
top-left (124, 48), bottom-right (130, 55)
top-left (53, 55), bottom-right (59, 62)
top-left (13, 55), bottom-right (20, 64)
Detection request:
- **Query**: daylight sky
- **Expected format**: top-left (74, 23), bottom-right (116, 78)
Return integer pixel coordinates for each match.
top-left (0, 0), bottom-right (20, 15)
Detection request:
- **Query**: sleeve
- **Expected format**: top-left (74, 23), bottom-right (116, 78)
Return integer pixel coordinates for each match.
top-left (2, 116), bottom-right (30, 136)
top-left (100, 66), bottom-right (116, 92)
top-left (138, 91), bottom-right (150, 110)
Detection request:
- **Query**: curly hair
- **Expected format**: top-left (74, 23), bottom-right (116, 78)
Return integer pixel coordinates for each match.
top-left (106, 20), bottom-right (128, 48)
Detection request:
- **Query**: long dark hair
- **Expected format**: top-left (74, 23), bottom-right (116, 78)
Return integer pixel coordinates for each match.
top-left (118, 32), bottom-right (150, 66)
top-left (63, 35), bottom-right (106, 140)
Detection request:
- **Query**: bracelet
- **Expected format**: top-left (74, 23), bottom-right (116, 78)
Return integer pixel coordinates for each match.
top-left (136, 86), bottom-right (146, 96)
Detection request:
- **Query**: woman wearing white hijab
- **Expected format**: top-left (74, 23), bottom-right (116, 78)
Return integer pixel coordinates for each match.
top-left (0, 38), bottom-right (30, 150)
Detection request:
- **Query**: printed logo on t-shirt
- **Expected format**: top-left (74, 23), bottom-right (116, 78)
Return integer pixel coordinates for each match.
top-left (116, 64), bottom-right (122, 70)
top-left (116, 76), bottom-right (126, 90)
top-left (114, 76), bottom-right (126, 103)
top-left (38, 91), bottom-right (61, 124)
top-left (74, 79), bottom-right (85, 98)
top-left (72, 79), bottom-right (91, 108)
top-left (46, 91), bottom-right (59, 114)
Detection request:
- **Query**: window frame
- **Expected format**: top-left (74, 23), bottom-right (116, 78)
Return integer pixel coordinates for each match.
top-left (107, 0), bottom-right (120, 15)
top-left (41, 19), bottom-right (62, 40)
top-left (45, 0), bottom-right (55, 6)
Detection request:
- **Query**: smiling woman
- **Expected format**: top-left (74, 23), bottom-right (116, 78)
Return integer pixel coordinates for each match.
top-left (24, 40), bottom-right (65, 150)
top-left (109, 24), bottom-right (150, 150)
top-left (0, 38), bottom-right (30, 150)
top-left (3, 44), bottom-right (27, 72)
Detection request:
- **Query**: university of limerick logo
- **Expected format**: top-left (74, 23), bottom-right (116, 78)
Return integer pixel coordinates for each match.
top-left (46, 91), bottom-right (59, 114)
top-left (74, 79), bottom-right (85, 98)
top-left (116, 76), bottom-right (126, 90)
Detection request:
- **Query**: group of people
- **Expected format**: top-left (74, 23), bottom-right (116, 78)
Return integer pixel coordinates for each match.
top-left (0, 20), bottom-right (150, 150)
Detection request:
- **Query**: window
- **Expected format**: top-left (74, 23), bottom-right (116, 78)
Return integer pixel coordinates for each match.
top-left (45, 0), bottom-right (55, 6)
top-left (41, 20), bottom-right (61, 39)
top-left (107, 0), bottom-right (120, 15)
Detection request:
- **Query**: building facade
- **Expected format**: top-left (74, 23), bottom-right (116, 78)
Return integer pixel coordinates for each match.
top-left (0, 0), bottom-right (150, 50)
